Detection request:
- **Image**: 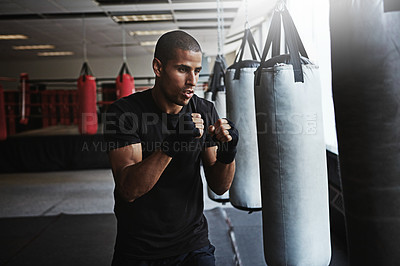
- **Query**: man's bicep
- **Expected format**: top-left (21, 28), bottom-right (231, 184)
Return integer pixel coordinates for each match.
top-left (108, 143), bottom-right (142, 181)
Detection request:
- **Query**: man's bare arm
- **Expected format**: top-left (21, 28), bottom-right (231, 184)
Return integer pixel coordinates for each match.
top-left (108, 143), bottom-right (172, 202)
top-left (202, 146), bottom-right (235, 195)
top-left (202, 118), bottom-right (238, 195)
top-left (108, 113), bottom-right (205, 202)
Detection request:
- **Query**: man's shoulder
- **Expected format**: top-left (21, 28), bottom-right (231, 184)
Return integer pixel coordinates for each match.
top-left (190, 94), bottom-right (218, 124)
top-left (108, 89), bottom-right (152, 112)
top-left (192, 93), bottom-right (215, 112)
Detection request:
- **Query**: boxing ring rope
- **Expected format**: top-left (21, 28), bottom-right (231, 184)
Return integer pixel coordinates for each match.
top-left (0, 74), bottom-right (210, 140)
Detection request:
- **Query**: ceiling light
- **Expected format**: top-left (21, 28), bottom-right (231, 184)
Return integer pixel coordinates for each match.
top-left (37, 51), bottom-right (74, 57)
top-left (13, 45), bottom-right (55, 50)
top-left (112, 14), bottom-right (173, 23)
top-left (129, 30), bottom-right (169, 36)
top-left (140, 41), bottom-right (157, 47)
top-left (0, 34), bottom-right (28, 40)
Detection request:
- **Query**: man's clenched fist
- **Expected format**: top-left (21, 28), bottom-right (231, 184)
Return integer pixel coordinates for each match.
top-left (208, 118), bottom-right (239, 164)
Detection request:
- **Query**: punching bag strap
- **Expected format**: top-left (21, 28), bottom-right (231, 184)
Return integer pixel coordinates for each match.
top-left (247, 29), bottom-right (261, 61)
top-left (118, 62), bottom-right (132, 82)
top-left (209, 55), bottom-right (227, 101)
top-left (384, 0), bottom-right (400, 12)
top-left (281, 8), bottom-right (304, 82)
top-left (79, 62), bottom-right (93, 82)
top-left (260, 11), bottom-right (282, 62)
top-left (234, 29), bottom-right (248, 64)
top-left (256, 11), bottom-right (281, 85)
top-left (217, 54), bottom-right (227, 69)
top-left (233, 29), bottom-right (261, 80)
top-left (282, 9), bottom-right (308, 59)
top-left (235, 29), bottom-right (261, 63)
top-left (271, 15), bottom-right (281, 58)
top-left (256, 7), bottom-right (308, 84)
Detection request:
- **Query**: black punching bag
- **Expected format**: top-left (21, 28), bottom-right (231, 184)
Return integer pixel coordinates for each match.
top-left (330, 1), bottom-right (400, 265)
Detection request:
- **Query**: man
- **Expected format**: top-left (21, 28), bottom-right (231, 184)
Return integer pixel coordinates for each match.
top-left (104, 30), bottom-right (238, 266)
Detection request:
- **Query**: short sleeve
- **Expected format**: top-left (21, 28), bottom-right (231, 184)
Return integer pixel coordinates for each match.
top-left (103, 100), bottom-right (141, 151)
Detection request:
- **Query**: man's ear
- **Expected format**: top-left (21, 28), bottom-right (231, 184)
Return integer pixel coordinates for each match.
top-left (153, 58), bottom-right (163, 77)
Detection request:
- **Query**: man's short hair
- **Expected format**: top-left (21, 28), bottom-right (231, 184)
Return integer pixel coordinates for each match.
top-left (154, 30), bottom-right (202, 65)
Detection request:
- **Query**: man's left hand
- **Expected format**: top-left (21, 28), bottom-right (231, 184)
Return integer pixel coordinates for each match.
top-left (208, 118), bottom-right (239, 164)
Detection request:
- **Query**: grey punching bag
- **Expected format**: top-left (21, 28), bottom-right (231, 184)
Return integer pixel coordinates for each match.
top-left (206, 54), bottom-right (229, 202)
top-left (254, 8), bottom-right (331, 265)
top-left (330, 1), bottom-right (400, 265)
top-left (225, 28), bottom-right (262, 211)
top-left (204, 91), bottom-right (213, 102)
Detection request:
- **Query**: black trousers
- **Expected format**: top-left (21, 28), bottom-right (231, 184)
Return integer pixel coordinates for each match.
top-left (111, 244), bottom-right (216, 266)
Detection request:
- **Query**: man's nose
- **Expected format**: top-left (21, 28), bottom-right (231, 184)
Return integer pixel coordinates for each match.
top-left (186, 71), bottom-right (197, 86)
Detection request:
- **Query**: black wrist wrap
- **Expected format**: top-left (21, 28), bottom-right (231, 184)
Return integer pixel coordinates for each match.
top-left (215, 119), bottom-right (239, 164)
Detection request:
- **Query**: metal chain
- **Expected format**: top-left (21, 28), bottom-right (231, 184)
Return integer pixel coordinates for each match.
top-left (122, 22), bottom-right (127, 62)
top-left (245, 0), bottom-right (249, 29)
top-left (82, 16), bottom-right (87, 62)
top-left (216, 0), bottom-right (224, 56)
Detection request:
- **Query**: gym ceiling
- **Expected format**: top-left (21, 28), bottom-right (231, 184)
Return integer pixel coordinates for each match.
top-left (0, 0), bottom-right (276, 61)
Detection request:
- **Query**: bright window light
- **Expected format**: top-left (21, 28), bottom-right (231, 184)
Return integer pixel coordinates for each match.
top-left (37, 51), bottom-right (74, 56)
top-left (13, 45), bottom-right (55, 50)
top-left (0, 34), bottom-right (28, 40)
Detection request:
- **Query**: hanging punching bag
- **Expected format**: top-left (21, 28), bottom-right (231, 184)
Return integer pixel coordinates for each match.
top-left (77, 62), bottom-right (98, 135)
top-left (116, 62), bottom-right (135, 99)
top-left (209, 54), bottom-right (227, 118)
top-left (206, 54), bottom-right (229, 202)
top-left (0, 85), bottom-right (7, 141)
top-left (204, 87), bottom-right (213, 106)
top-left (254, 8), bottom-right (331, 265)
top-left (330, 1), bottom-right (400, 265)
top-left (204, 91), bottom-right (212, 102)
top-left (225, 28), bottom-right (262, 211)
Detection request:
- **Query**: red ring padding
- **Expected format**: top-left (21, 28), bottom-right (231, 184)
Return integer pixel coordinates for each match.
top-left (116, 62), bottom-right (135, 99)
top-left (0, 85), bottom-right (7, 141)
top-left (77, 62), bottom-right (98, 135)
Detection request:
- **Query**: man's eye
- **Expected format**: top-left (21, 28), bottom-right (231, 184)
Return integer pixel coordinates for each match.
top-left (178, 67), bottom-right (187, 72)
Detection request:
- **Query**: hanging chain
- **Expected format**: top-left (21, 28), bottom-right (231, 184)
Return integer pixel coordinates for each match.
top-left (216, 0), bottom-right (224, 56)
top-left (122, 22), bottom-right (127, 62)
top-left (221, 0), bottom-right (225, 53)
top-left (217, 0), bottom-right (221, 55)
top-left (244, 0), bottom-right (249, 29)
top-left (82, 16), bottom-right (87, 62)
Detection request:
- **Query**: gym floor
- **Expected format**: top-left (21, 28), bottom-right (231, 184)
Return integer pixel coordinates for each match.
top-left (0, 168), bottom-right (348, 266)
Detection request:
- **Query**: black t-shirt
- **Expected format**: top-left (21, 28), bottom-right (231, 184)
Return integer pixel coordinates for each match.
top-left (104, 89), bottom-right (219, 259)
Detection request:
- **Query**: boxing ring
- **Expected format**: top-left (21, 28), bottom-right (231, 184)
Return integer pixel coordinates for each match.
top-left (0, 75), bottom-right (176, 173)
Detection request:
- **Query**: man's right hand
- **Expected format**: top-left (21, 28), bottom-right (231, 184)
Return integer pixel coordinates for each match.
top-left (162, 113), bottom-right (203, 157)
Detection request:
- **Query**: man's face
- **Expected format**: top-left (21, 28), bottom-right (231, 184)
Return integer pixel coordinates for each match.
top-left (157, 48), bottom-right (202, 107)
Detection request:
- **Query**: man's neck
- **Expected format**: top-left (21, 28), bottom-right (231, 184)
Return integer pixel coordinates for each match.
top-left (151, 85), bottom-right (183, 114)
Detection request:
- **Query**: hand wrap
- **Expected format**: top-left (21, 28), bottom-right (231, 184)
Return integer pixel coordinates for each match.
top-left (162, 113), bottom-right (200, 157)
top-left (214, 119), bottom-right (239, 164)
